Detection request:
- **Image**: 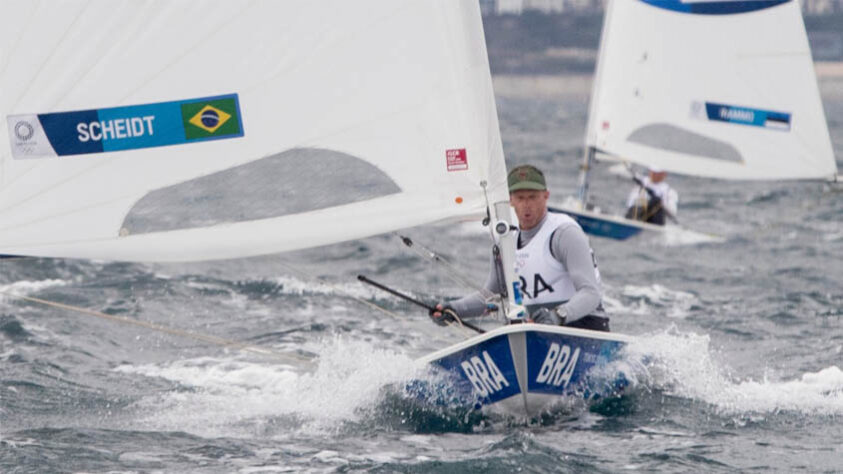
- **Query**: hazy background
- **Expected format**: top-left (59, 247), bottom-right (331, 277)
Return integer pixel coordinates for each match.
top-left (480, 3), bottom-right (843, 75)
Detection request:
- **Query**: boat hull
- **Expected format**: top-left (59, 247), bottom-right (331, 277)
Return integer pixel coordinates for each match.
top-left (549, 205), bottom-right (662, 240)
top-left (416, 324), bottom-right (632, 417)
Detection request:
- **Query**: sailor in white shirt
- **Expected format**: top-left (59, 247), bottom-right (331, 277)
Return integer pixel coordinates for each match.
top-left (625, 167), bottom-right (679, 225)
top-left (429, 165), bottom-right (609, 332)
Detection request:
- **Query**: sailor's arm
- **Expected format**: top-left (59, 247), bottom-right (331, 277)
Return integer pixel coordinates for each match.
top-left (436, 254), bottom-right (502, 319)
top-left (551, 225), bottom-right (602, 319)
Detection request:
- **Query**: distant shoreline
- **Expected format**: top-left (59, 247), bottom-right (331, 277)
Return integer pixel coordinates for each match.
top-left (492, 61), bottom-right (843, 99)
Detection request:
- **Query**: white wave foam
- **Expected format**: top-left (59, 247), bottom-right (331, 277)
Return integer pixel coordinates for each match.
top-left (272, 275), bottom-right (437, 311)
top-left (273, 275), bottom-right (376, 300)
top-left (0, 279), bottom-right (67, 303)
top-left (182, 274), bottom-right (411, 312)
top-left (662, 224), bottom-right (726, 246)
top-left (627, 327), bottom-right (843, 416)
top-left (116, 335), bottom-right (422, 437)
top-left (607, 284), bottom-right (698, 319)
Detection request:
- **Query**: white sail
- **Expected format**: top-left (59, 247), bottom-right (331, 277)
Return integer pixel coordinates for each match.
top-left (0, 0), bottom-right (510, 262)
top-left (585, 0), bottom-right (837, 181)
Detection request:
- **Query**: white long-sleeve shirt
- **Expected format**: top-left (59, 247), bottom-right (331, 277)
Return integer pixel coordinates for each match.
top-left (625, 176), bottom-right (679, 217)
top-left (448, 213), bottom-right (604, 320)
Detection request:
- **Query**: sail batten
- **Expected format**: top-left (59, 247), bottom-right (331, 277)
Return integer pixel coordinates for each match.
top-left (1, 1), bottom-right (509, 261)
top-left (586, 0), bottom-right (837, 181)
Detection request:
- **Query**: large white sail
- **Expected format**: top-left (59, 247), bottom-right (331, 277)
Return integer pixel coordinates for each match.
top-left (585, 0), bottom-right (837, 181)
top-left (0, 1), bottom-right (510, 262)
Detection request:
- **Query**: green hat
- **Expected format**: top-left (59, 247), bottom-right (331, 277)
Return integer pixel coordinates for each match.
top-left (508, 165), bottom-right (547, 192)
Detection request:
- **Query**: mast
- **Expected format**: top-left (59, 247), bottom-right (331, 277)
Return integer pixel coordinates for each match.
top-left (576, 146), bottom-right (595, 207)
top-left (492, 200), bottom-right (526, 320)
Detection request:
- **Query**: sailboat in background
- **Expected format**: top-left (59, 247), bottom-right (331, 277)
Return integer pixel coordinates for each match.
top-left (552, 0), bottom-right (839, 241)
top-left (1, 1), bottom-right (630, 417)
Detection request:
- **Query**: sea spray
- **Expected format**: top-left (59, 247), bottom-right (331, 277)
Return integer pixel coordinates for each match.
top-left (627, 326), bottom-right (843, 416)
top-left (115, 334), bottom-right (422, 437)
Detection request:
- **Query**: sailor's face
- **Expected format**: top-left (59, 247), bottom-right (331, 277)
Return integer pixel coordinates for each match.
top-left (510, 189), bottom-right (549, 231)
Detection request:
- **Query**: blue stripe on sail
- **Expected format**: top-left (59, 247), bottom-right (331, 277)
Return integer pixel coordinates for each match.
top-left (639, 0), bottom-right (791, 15)
top-left (705, 102), bottom-right (791, 131)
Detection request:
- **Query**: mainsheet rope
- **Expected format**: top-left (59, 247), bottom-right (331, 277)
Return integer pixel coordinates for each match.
top-left (1, 246), bottom-right (481, 358)
top-left (0, 289), bottom-right (312, 364)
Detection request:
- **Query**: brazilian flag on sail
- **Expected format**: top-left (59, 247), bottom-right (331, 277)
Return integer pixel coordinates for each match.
top-left (181, 96), bottom-right (242, 140)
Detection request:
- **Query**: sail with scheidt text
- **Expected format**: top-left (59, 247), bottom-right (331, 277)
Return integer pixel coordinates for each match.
top-left (0, 1), bottom-right (509, 262)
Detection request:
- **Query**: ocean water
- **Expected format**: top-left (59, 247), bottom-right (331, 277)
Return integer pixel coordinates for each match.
top-left (1, 74), bottom-right (842, 473)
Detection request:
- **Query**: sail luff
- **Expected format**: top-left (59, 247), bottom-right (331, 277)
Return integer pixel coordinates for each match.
top-left (577, 0), bottom-right (619, 206)
top-left (583, 0), bottom-right (617, 152)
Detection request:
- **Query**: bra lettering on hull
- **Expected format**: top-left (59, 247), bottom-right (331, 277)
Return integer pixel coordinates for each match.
top-left (536, 342), bottom-right (580, 389)
top-left (460, 350), bottom-right (510, 397)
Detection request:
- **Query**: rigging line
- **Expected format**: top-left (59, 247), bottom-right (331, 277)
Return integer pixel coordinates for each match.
top-left (447, 318), bottom-right (479, 338)
top-left (0, 290), bottom-right (312, 365)
top-left (392, 232), bottom-right (496, 299)
top-left (275, 259), bottom-right (402, 321)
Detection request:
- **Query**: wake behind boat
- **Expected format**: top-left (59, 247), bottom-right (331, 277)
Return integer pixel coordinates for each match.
top-left (560, 0), bottom-right (839, 241)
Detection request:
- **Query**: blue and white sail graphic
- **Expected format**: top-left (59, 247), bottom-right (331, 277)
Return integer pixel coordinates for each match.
top-left (8, 94), bottom-right (243, 159)
top-left (639, 0), bottom-right (791, 15)
top-left (705, 102), bottom-right (791, 131)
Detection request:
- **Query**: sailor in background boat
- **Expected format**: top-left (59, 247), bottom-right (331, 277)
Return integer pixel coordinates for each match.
top-left (430, 165), bottom-right (610, 332)
top-left (624, 167), bottom-right (679, 226)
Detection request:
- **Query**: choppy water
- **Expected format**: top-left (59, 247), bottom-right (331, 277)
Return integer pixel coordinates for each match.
top-left (1, 75), bottom-right (842, 473)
